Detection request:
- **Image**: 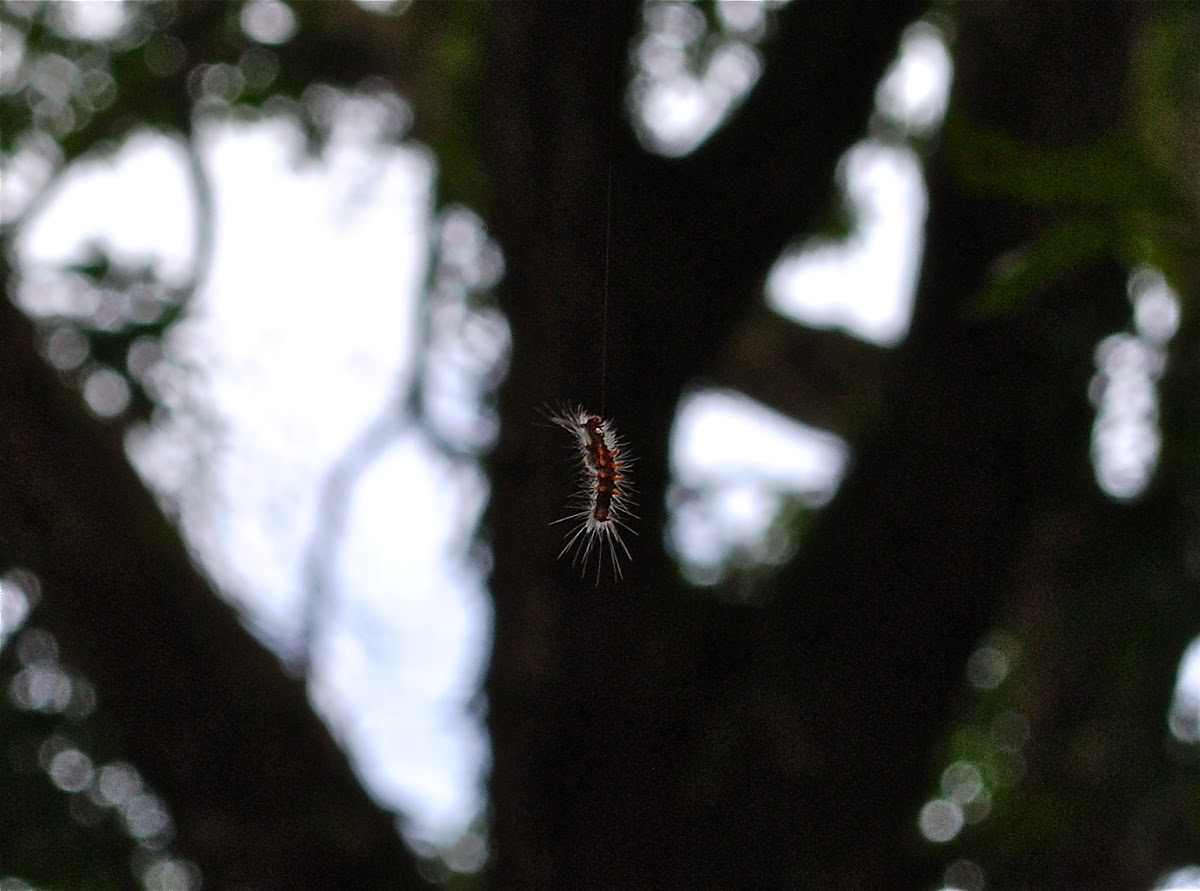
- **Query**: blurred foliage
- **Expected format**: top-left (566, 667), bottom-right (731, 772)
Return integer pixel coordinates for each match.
top-left (949, 4), bottom-right (1200, 321)
top-left (1133, 4), bottom-right (1200, 217)
top-left (906, 4), bottom-right (1200, 885)
top-left (949, 120), bottom-right (1195, 319)
top-left (1, 705), bottom-right (130, 891)
top-left (0, 615), bottom-right (189, 891)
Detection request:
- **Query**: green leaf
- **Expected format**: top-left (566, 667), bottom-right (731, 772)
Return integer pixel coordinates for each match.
top-left (963, 218), bottom-right (1116, 319)
top-left (943, 115), bottom-right (1152, 212)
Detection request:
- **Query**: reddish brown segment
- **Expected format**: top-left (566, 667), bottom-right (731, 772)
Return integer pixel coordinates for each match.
top-left (548, 404), bottom-right (636, 581)
top-left (585, 416), bottom-right (623, 521)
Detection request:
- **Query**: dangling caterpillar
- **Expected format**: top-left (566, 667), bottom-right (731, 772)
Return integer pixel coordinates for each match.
top-left (547, 404), bottom-right (636, 581)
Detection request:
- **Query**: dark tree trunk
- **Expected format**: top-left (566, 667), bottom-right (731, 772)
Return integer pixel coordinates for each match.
top-left (480, 2), bottom-right (923, 887)
top-left (481, 2), bottom-right (1193, 889)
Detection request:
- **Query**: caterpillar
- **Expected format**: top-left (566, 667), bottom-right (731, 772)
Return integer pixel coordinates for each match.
top-left (547, 404), bottom-right (636, 581)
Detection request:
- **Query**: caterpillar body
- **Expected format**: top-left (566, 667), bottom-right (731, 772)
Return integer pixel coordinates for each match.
top-left (548, 405), bottom-right (636, 581)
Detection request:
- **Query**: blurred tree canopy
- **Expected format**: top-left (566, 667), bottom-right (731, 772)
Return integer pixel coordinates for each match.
top-left (2, 1), bottom-right (1200, 889)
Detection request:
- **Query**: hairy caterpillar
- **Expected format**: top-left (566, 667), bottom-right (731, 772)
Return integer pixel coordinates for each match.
top-left (547, 404), bottom-right (636, 581)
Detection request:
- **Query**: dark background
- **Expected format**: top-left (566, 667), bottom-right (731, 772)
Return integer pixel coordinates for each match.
top-left (3, 2), bottom-right (1200, 889)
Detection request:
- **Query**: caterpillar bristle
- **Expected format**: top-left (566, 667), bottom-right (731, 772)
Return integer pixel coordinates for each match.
top-left (545, 404), bottom-right (636, 583)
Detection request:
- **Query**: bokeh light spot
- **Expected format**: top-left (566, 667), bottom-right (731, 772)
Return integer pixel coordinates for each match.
top-left (240, 0), bottom-right (298, 46)
top-left (876, 20), bottom-right (953, 134)
top-left (1130, 266), bottom-right (1180, 345)
top-left (47, 1), bottom-right (130, 42)
top-left (668, 389), bottom-right (846, 583)
top-left (965, 644), bottom-right (1009, 690)
top-left (43, 326), bottom-right (90, 370)
top-left (123, 790), bottom-right (173, 842)
top-left (12, 663), bottom-right (73, 712)
top-left (919, 798), bottom-right (964, 843)
top-left (444, 828), bottom-right (488, 874)
top-left (1091, 267), bottom-right (1178, 499)
top-left (48, 748), bottom-right (94, 793)
top-left (63, 674), bottom-right (97, 721)
top-left (940, 760), bottom-right (984, 805)
top-left (944, 858), bottom-right (986, 891)
top-left (630, 0), bottom-right (770, 156)
top-left (15, 626), bottom-right (57, 665)
top-left (37, 734), bottom-right (72, 772)
top-left (238, 47), bottom-right (280, 92)
top-left (95, 761), bottom-right (143, 808)
top-left (716, 0), bottom-right (767, 35)
top-left (83, 366), bottom-right (131, 417)
top-left (141, 856), bottom-right (202, 891)
top-left (0, 570), bottom-right (36, 648)
top-left (1169, 637), bottom-right (1200, 744)
top-left (1155, 865), bottom-right (1200, 890)
top-left (0, 20), bottom-right (26, 94)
